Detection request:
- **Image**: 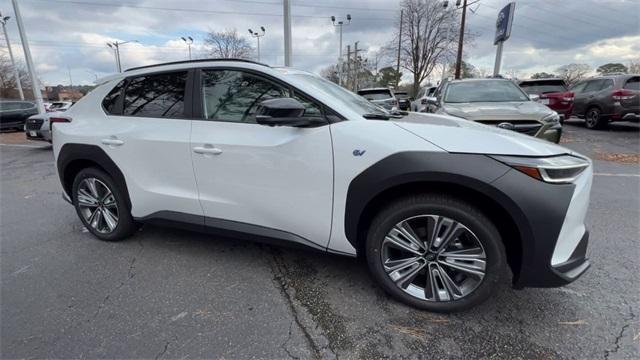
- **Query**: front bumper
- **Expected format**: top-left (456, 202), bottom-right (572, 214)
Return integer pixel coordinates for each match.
top-left (489, 162), bottom-right (593, 289)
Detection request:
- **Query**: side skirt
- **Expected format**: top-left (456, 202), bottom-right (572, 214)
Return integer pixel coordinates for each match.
top-left (135, 211), bottom-right (332, 254)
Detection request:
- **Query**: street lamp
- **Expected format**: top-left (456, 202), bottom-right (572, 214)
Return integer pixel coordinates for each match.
top-left (181, 36), bottom-right (193, 60)
top-left (248, 27), bottom-right (265, 62)
top-left (443, 0), bottom-right (479, 79)
top-left (106, 40), bottom-right (138, 73)
top-left (0, 13), bottom-right (24, 100)
top-left (331, 14), bottom-right (351, 86)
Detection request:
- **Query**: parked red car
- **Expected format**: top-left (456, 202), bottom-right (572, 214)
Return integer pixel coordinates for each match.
top-left (519, 79), bottom-right (574, 122)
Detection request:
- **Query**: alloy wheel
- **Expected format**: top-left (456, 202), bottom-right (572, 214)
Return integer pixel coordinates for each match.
top-left (585, 109), bottom-right (600, 128)
top-left (381, 215), bottom-right (486, 302)
top-left (77, 177), bottom-right (119, 234)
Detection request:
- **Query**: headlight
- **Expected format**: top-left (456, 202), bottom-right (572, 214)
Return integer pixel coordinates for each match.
top-left (491, 154), bottom-right (589, 184)
top-left (541, 112), bottom-right (560, 124)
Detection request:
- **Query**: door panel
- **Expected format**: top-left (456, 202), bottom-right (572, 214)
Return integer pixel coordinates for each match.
top-left (99, 71), bottom-right (202, 218)
top-left (191, 121), bottom-right (333, 247)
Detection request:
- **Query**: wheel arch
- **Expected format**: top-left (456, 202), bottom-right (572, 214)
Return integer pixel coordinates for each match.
top-left (57, 143), bottom-right (132, 210)
top-left (344, 152), bottom-right (534, 285)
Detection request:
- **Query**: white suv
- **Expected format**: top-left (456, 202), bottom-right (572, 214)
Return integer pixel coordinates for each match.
top-left (53, 59), bottom-right (593, 312)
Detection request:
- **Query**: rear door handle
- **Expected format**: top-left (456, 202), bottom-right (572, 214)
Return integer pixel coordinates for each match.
top-left (193, 145), bottom-right (222, 155)
top-left (101, 138), bottom-right (124, 146)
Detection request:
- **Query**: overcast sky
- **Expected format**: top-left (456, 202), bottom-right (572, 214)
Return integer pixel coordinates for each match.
top-left (0, 0), bottom-right (638, 86)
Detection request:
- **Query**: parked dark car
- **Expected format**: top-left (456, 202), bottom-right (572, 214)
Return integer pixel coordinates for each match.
top-left (570, 74), bottom-right (639, 129)
top-left (518, 78), bottom-right (573, 122)
top-left (0, 100), bottom-right (38, 131)
top-left (393, 90), bottom-right (411, 111)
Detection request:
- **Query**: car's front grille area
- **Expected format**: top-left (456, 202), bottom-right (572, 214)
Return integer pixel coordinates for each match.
top-left (25, 118), bottom-right (44, 130)
top-left (476, 120), bottom-right (542, 135)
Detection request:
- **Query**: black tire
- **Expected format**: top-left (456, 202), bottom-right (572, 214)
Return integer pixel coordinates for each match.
top-left (72, 167), bottom-right (139, 241)
top-left (365, 193), bottom-right (506, 312)
top-left (584, 107), bottom-right (607, 129)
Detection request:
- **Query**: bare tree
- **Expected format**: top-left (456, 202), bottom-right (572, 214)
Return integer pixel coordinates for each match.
top-left (555, 63), bottom-right (592, 86)
top-left (320, 64), bottom-right (339, 84)
top-left (628, 59), bottom-right (640, 74)
top-left (204, 28), bottom-right (254, 59)
top-left (0, 52), bottom-right (33, 99)
top-left (390, 0), bottom-right (461, 94)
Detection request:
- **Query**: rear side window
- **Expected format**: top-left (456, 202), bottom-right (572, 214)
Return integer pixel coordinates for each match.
top-left (123, 72), bottom-right (187, 118)
top-left (624, 77), bottom-right (640, 90)
top-left (601, 79), bottom-right (614, 91)
top-left (102, 80), bottom-right (125, 115)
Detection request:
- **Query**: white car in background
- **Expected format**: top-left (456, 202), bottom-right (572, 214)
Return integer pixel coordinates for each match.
top-left (25, 112), bottom-right (67, 143)
top-left (48, 101), bottom-right (73, 112)
top-left (411, 86), bottom-right (437, 112)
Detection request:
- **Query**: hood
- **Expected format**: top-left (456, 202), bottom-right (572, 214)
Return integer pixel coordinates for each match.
top-left (442, 101), bottom-right (551, 121)
top-left (392, 113), bottom-right (571, 157)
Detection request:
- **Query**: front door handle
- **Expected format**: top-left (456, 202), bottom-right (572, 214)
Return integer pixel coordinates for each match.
top-left (101, 137), bottom-right (124, 146)
top-left (193, 145), bottom-right (222, 155)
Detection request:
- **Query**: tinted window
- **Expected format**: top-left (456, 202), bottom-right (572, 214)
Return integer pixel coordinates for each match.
top-left (624, 77), bottom-right (640, 90)
top-left (358, 90), bottom-right (393, 100)
top-left (570, 82), bottom-right (587, 93)
top-left (601, 79), bottom-right (614, 91)
top-left (201, 70), bottom-right (289, 123)
top-left (444, 80), bottom-right (529, 103)
top-left (103, 81), bottom-right (125, 114)
top-left (292, 92), bottom-right (323, 119)
top-left (519, 80), bottom-right (567, 94)
top-left (584, 79), bottom-right (606, 92)
top-left (123, 72), bottom-right (187, 118)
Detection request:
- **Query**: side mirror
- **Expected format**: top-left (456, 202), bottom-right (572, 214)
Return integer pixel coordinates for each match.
top-left (255, 98), bottom-right (325, 127)
top-left (425, 96), bottom-right (438, 104)
top-left (529, 94), bottom-right (540, 102)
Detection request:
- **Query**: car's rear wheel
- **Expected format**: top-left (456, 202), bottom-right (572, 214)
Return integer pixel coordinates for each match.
top-left (72, 167), bottom-right (138, 241)
top-left (585, 107), bottom-right (607, 129)
top-left (366, 194), bottom-right (506, 312)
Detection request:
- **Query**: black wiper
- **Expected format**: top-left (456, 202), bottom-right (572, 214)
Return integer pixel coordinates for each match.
top-left (362, 113), bottom-right (390, 120)
top-left (388, 110), bottom-right (409, 118)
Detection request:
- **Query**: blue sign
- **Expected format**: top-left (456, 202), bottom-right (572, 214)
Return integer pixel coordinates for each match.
top-left (494, 2), bottom-right (516, 45)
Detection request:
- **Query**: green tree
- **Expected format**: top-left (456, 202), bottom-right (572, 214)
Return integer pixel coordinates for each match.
top-left (377, 66), bottom-right (402, 87)
top-left (596, 63), bottom-right (628, 75)
top-left (531, 72), bottom-right (556, 79)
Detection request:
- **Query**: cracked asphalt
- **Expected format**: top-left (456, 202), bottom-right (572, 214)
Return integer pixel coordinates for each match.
top-left (1, 119), bottom-right (639, 359)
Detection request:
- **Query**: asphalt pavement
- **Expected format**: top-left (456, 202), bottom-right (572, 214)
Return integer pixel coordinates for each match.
top-left (1, 119), bottom-right (639, 359)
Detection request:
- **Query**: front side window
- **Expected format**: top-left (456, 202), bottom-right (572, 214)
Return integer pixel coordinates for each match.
top-left (123, 72), bottom-right (187, 118)
top-left (201, 70), bottom-right (289, 123)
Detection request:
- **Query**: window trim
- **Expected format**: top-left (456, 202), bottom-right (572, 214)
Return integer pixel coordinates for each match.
top-left (102, 69), bottom-right (194, 120)
top-left (193, 66), bottom-right (342, 125)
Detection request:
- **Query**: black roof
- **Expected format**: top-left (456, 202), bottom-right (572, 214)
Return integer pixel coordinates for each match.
top-left (124, 58), bottom-right (269, 72)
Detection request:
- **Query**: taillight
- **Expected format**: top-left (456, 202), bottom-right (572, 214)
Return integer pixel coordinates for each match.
top-left (49, 117), bottom-right (71, 130)
top-left (563, 92), bottom-right (574, 102)
top-left (613, 89), bottom-right (634, 101)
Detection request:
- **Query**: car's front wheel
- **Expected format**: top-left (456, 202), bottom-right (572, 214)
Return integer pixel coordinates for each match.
top-left (72, 167), bottom-right (138, 241)
top-left (366, 194), bottom-right (506, 312)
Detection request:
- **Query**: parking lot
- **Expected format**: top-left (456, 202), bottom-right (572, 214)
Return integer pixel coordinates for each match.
top-left (1, 120), bottom-right (638, 359)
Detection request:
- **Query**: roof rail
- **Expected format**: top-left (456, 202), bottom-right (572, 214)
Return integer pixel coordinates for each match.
top-left (124, 58), bottom-right (269, 72)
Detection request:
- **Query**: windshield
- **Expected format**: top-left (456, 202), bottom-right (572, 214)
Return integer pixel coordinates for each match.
top-left (289, 74), bottom-right (388, 116)
top-left (394, 93), bottom-right (410, 99)
top-left (50, 103), bottom-right (68, 109)
top-left (519, 81), bottom-right (567, 94)
top-left (358, 90), bottom-right (393, 100)
top-left (445, 80), bottom-right (530, 103)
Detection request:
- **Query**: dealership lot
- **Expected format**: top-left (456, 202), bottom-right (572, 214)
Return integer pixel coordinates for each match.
top-left (1, 121), bottom-right (638, 359)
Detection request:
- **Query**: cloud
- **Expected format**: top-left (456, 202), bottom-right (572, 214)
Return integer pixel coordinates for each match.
top-left (2, 0), bottom-right (638, 85)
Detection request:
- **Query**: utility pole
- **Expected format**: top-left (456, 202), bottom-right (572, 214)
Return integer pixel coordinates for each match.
top-left (395, 9), bottom-right (403, 88)
top-left (331, 14), bottom-right (351, 87)
top-left (67, 66), bottom-right (73, 88)
top-left (0, 13), bottom-right (24, 100)
top-left (353, 41), bottom-right (364, 92)
top-left (283, 0), bottom-right (292, 66)
top-left (11, 0), bottom-right (44, 113)
top-left (346, 45), bottom-right (351, 90)
top-left (455, 0), bottom-right (466, 79)
top-left (248, 27), bottom-right (265, 62)
top-left (181, 36), bottom-right (193, 60)
top-left (106, 40), bottom-right (137, 72)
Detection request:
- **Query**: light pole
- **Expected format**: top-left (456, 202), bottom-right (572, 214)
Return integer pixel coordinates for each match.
top-left (181, 36), bottom-right (193, 60)
top-left (0, 13), bottom-right (24, 100)
top-left (11, 0), bottom-right (44, 113)
top-left (443, 0), bottom-right (479, 79)
top-left (248, 27), bottom-right (265, 62)
top-left (106, 40), bottom-right (138, 73)
top-left (331, 14), bottom-right (351, 86)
